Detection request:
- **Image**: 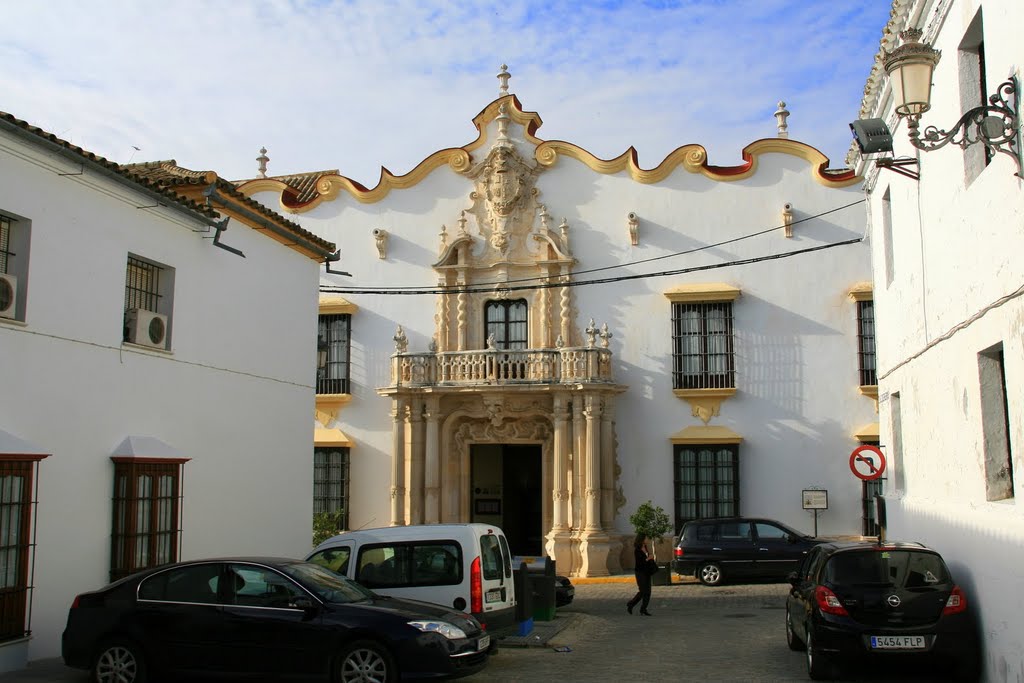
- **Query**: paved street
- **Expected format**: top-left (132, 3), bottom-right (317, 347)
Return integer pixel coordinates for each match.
top-left (0, 580), bottom-right (966, 682)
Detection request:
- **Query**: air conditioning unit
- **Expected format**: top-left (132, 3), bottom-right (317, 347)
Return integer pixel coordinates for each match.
top-left (0, 273), bottom-right (16, 319)
top-left (125, 308), bottom-right (168, 348)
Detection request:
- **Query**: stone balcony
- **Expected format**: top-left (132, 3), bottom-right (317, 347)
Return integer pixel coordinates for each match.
top-left (388, 347), bottom-right (615, 388)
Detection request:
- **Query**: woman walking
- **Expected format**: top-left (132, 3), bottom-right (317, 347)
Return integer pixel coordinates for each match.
top-left (626, 533), bottom-right (653, 616)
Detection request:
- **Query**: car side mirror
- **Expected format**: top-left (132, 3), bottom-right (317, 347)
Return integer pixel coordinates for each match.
top-left (291, 597), bottom-right (318, 617)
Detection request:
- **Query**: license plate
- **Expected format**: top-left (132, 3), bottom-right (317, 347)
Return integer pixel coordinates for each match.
top-left (477, 635), bottom-right (490, 652)
top-left (870, 635), bottom-right (927, 650)
top-left (485, 588), bottom-right (503, 603)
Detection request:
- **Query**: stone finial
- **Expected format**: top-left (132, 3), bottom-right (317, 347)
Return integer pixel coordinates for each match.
top-left (599, 323), bottom-right (613, 349)
top-left (486, 334), bottom-right (497, 350)
top-left (585, 318), bottom-right (597, 348)
top-left (497, 64), bottom-right (511, 98)
top-left (559, 218), bottom-right (570, 251)
top-left (439, 224), bottom-right (448, 253)
top-left (555, 334), bottom-right (564, 349)
top-left (774, 102), bottom-right (790, 138)
top-left (393, 325), bottom-right (408, 353)
top-left (538, 204), bottom-right (551, 231)
top-left (495, 103), bottom-right (512, 147)
top-left (457, 210), bottom-right (468, 236)
top-left (257, 147), bottom-right (269, 178)
top-left (782, 203), bottom-right (794, 238)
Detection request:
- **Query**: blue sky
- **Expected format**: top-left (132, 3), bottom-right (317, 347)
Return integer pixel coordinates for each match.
top-left (2, 1), bottom-right (893, 184)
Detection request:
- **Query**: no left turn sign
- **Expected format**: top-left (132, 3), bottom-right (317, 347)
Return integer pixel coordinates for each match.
top-left (850, 445), bottom-right (886, 481)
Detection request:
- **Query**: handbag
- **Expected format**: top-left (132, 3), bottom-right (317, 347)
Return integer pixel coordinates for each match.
top-left (643, 558), bottom-right (660, 575)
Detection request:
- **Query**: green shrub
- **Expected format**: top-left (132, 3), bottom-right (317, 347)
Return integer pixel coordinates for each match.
top-left (312, 510), bottom-right (345, 547)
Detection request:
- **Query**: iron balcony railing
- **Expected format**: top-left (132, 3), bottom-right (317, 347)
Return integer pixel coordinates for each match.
top-left (389, 347), bottom-right (615, 387)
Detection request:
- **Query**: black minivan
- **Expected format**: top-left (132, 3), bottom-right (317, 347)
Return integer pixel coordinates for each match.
top-left (673, 517), bottom-right (820, 586)
top-left (785, 541), bottom-right (979, 681)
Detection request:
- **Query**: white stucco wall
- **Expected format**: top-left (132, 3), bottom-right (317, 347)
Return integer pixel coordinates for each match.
top-left (855, 0), bottom-right (1024, 679)
top-left (255, 101), bottom-right (875, 545)
top-left (0, 129), bottom-right (323, 661)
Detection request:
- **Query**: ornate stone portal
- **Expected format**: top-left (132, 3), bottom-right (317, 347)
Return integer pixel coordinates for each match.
top-left (376, 100), bottom-right (627, 576)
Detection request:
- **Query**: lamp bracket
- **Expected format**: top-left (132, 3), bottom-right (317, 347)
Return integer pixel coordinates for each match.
top-left (875, 157), bottom-right (920, 181)
top-left (908, 78), bottom-right (1021, 176)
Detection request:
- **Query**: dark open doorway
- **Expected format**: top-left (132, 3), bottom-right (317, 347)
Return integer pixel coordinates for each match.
top-left (470, 444), bottom-right (542, 556)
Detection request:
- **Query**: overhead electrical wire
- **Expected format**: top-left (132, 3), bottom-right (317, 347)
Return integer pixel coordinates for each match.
top-left (320, 198), bottom-right (867, 296)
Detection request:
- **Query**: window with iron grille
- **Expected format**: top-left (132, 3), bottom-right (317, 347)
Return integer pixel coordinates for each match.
top-left (856, 299), bottom-right (877, 386)
top-left (0, 214), bottom-right (12, 275)
top-left (0, 457), bottom-right (44, 643)
top-left (485, 300), bottom-right (528, 350)
top-left (672, 444), bottom-right (739, 532)
top-left (671, 302), bottom-right (735, 389)
top-left (110, 458), bottom-right (184, 582)
top-left (317, 314), bottom-right (351, 395)
top-left (314, 448), bottom-right (349, 534)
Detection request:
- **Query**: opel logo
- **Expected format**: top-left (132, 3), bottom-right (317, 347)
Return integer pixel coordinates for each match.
top-left (887, 594), bottom-right (901, 607)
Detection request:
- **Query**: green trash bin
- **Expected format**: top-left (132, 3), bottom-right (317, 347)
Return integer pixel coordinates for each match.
top-left (528, 571), bottom-right (556, 621)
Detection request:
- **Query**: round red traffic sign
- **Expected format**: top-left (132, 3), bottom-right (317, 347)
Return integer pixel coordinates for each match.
top-left (850, 445), bottom-right (886, 480)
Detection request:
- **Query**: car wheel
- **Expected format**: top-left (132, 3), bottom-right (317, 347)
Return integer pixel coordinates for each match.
top-left (698, 562), bottom-right (723, 586)
top-left (337, 640), bottom-right (395, 683)
top-left (93, 639), bottom-right (147, 683)
top-left (805, 628), bottom-right (833, 680)
top-left (785, 605), bottom-right (804, 651)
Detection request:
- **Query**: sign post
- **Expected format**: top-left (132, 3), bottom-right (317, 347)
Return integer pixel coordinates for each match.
top-left (801, 489), bottom-right (828, 536)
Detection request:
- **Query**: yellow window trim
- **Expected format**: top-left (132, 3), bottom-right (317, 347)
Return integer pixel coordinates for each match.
top-left (664, 283), bottom-right (741, 303)
top-left (854, 423), bottom-right (879, 442)
top-left (314, 428), bottom-right (353, 448)
top-left (848, 282), bottom-right (873, 302)
top-left (670, 425), bottom-right (743, 445)
top-left (320, 297), bottom-right (358, 315)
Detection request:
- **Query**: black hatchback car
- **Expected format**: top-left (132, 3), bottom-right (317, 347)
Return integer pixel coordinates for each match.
top-left (785, 541), bottom-right (979, 680)
top-left (62, 557), bottom-right (492, 683)
top-left (674, 517), bottom-right (821, 585)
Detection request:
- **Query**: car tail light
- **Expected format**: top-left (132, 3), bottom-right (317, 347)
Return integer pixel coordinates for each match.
top-left (814, 586), bottom-right (849, 616)
top-left (470, 556), bottom-right (482, 615)
top-left (943, 585), bottom-right (967, 615)
top-left (70, 595), bottom-right (81, 609)
top-left (674, 547), bottom-right (684, 558)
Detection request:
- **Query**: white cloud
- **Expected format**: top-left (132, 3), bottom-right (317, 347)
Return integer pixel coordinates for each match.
top-left (1, 0), bottom-right (892, 183)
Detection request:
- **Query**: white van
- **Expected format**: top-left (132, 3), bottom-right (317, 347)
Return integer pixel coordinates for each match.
top-left (306, 524), bottom-right (517, 630)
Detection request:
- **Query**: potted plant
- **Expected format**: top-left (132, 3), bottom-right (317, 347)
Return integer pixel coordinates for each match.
top-left (629, 500), bottom-right (674, 585)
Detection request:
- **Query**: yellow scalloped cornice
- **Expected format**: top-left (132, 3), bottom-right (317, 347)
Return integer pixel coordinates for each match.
top-left (236, 95), bottom-right (859, 213)
top-left (670, 425), bottom-right (743, 444)
top-left (535, 138), bottom-right (861, 187)
top-left (665, 283), bottom-right (741, 303)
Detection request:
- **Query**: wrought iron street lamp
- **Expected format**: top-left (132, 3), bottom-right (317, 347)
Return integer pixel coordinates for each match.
top-left (883, 28), bottom-right (1021, 176)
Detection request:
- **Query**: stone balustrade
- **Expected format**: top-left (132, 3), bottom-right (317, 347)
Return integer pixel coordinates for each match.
top-left (390, 347), bottom-right (615, 387)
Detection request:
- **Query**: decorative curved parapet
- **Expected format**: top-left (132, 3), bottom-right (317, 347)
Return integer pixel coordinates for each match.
top-left (535, 137), bottom-right (860, 187)
top-left (237, 93), bottom-right (859, 214)
top-left (388, 347), bottom-right (615, 388)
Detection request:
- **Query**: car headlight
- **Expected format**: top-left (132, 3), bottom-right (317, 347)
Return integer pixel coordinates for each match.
top-left (407, 620), bottom-right (467, 640)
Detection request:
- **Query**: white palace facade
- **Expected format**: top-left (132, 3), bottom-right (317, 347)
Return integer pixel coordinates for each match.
top-left (240, 70), bottom-right (878, 575)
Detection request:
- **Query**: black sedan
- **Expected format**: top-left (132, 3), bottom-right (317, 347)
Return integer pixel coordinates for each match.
top-left (785, 541), bottom-right (979, 680)
top-left (62, 557), bottom-right (492, 683)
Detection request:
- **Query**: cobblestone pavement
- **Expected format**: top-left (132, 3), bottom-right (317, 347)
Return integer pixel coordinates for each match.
top-left (0, 579), bottom-right (966, 682)
top-left (475, 580), bottom-right (966, 683)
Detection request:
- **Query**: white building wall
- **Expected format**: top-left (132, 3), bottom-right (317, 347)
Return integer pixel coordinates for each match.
top-left (255, 101), bottom-right (876, 545)
top-left (854, 0), bottom-right (1024, 679)
top-left (0, 129), bottom-right (323, 663)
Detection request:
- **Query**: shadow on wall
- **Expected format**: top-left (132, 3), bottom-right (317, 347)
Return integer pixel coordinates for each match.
top-left (889, 496), bottom-right (1024, 683)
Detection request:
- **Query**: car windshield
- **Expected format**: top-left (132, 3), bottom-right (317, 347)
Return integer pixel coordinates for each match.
top-left (824, 550), bottom-right (950, 588)
top-left (281, 562), bottom-right (376, 604)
